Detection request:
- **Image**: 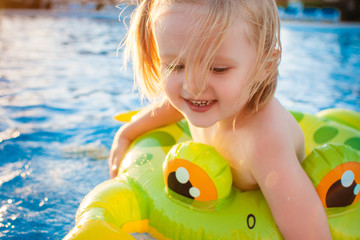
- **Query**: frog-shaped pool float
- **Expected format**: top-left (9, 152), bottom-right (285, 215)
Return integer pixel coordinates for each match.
top-left (65, 109), bottom-right (360, 240)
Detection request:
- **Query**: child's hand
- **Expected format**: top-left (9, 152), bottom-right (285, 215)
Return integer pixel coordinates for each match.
top-left (108, 101), bottom-right (183, 178)
top-left (108, 127), bottom-right (131, 178)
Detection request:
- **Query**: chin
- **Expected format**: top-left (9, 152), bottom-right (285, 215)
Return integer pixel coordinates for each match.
top-left (185, 117), bottom-right (216, 129)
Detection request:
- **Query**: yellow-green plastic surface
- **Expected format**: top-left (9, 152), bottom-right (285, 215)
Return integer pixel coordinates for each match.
top-left (65, 109), bottom-right (360, 240)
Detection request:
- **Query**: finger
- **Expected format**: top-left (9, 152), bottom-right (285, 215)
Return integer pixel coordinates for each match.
top-left (110, 165), bottom-right (119, 178)
top-left (109, 154), bottom-right (120, 178)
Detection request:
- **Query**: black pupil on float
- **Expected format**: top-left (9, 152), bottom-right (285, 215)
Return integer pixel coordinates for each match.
top-left (167, 172), bottom-right (194, 199)
top-left (326, 179), bottom-right (357, 208)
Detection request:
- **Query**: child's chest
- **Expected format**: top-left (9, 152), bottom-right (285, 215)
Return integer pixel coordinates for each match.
top-left (190, 126), bottom-right (258, 190)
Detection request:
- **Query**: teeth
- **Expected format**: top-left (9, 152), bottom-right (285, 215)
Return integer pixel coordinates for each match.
top-left (190, 100), bottom-right (213, 106)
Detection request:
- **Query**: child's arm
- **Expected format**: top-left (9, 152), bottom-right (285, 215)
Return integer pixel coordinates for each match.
top-left (109, 99), bottom-right (183, 178)
top-left (248, 120), bottom-right (332, 239)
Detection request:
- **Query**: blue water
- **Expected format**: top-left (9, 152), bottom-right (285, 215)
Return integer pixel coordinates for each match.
top-left (0, 7), bottom-right (359, 240)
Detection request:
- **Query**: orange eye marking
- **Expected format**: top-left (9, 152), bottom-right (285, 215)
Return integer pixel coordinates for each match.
top-left (164, 159), bottom-right (218, 201)
top-left (316, 162), bottom-right (360, 208)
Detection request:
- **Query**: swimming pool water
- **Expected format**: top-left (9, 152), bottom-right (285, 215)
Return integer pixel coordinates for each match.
top-left (0, 8), bottom-right (359, 240)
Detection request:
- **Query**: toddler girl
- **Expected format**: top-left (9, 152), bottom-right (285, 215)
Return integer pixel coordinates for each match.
top-left (110, 0), bottom-right (331, 239)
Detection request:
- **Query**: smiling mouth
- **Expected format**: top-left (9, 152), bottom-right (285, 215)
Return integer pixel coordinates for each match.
top-left (185, 99), bottom-right (216, 112)
top-left (188, 100), bottom-right (215, 107)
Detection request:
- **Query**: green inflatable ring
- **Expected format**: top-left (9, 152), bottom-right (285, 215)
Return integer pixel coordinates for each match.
top-left (65, 108), bottom-right (360, 240)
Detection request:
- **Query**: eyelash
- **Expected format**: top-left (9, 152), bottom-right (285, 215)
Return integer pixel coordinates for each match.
top-left (211, 67), bottom-right (228, 73)
top-left (166, 65), bottom-right (228, 73)
top-left (166, 64), bottom-right (184, 71)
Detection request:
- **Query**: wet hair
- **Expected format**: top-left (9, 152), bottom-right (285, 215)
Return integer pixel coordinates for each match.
top-left (122, 0), bottom-right (281, 113)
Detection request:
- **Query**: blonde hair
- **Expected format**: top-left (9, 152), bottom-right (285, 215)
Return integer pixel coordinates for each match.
top-left (122, 0), bottom-right (281, 113)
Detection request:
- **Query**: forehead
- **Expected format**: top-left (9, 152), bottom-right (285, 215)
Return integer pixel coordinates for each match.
top-left (153, 3), bottom-right (202, 48)
top-left (154, 3), bottom-right (254, 61)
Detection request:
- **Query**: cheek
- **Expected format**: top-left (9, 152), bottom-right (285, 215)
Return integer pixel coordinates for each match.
top-left (164, 75), bottom-right (181, 97)
top-left (213, 74), bottom-right (248, 97)
top-left (224, 85), bottom-right (247, 103)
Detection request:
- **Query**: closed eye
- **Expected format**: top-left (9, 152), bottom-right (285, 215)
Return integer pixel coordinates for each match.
top-left (167, 64), bottom-right (184, 71)
top-left (211, 67), bottom-right (228, 73)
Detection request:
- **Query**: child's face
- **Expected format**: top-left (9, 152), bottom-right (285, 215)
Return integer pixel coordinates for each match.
top-left (155, 3), bottom-right (258, 128)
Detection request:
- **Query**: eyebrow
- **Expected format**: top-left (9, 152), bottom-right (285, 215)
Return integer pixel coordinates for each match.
top-left (211, 55), bottom-right (238, 66)
top-left (159, 55), bottom-right (180, 61)
top-left (159, 54), bottom-right (238, 66)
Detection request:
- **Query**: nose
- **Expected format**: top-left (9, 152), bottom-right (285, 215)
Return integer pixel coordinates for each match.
top-left (182, 71), bottom-right (204, 97)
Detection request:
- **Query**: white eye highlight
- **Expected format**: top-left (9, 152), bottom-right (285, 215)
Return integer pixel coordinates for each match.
top-left (354, 184), bottom-right (360, 196)
top-left (189, 187), bottom-right (200, 198)
top-left (175, 167), bottom-right (189, 184)
top-left (341, 170), bottom-right (354, 188)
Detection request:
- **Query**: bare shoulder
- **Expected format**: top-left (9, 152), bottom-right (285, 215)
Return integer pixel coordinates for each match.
top-left (250, 99), bottom-right (293, 128)
top-left (244, 98), bottom-right (305, 163)
top-left (245, 99), bottom-right (291, 140)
